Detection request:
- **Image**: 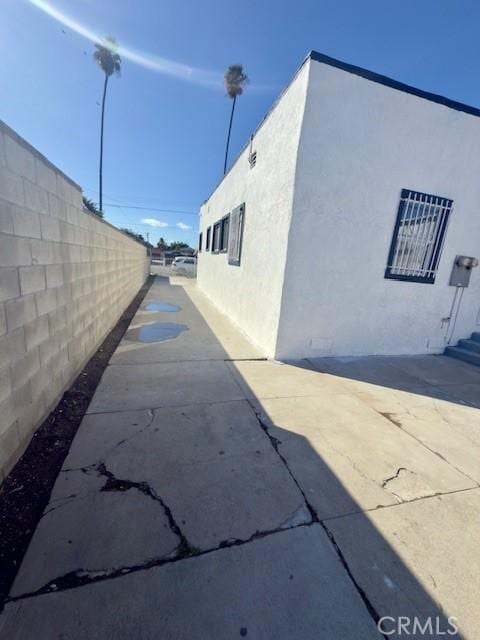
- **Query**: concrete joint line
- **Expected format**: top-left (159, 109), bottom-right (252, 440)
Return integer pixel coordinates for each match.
top-left (6, 523), bottom-right (317, 604)
top-left (247, 400), bottom-right (317, 524)
top-left (379, 412), bottom-right (480, 487)
top-left (246, 401), bottom-right (390, 637)
top-left (319, 486), bottom-right (480, 523)
top-left (321, 522), bottom-right (389, 640)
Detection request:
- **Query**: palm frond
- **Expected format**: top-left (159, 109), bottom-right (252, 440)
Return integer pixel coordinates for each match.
top-left (224, 64), bottom-right (248, 98)
top-left (93, 37), bottom-right (122, 77)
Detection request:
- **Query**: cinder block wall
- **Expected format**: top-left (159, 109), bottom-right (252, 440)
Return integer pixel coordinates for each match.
top-left (0, 121), bottom-right (150, 480)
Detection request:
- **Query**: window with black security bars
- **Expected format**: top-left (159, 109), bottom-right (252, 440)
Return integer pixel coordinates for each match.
top-left (385, 189), bottom-right (453, 284)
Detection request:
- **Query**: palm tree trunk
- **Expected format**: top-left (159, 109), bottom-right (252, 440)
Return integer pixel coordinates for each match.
top-left (223, 96), bottom-right (236, 175)
top-left (99, 74), bottom-right (109, 212)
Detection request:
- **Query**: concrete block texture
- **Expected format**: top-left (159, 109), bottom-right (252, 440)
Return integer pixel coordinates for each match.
top-left (0, 120), bottom-right (150, 479)
top-left (19, 265), bottom-right (46, 296)
top-left (0, 233), bottom-right (31, 267)
top-left (0, 166), bottom-right (25, 207)
top-left (4, 135), bottom-right (36, 182)
top-left (0, 267), bottom-right (20, 302)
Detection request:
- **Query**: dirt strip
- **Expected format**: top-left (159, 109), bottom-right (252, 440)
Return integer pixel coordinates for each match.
top-left (0, 275), bottom-right (154, 606)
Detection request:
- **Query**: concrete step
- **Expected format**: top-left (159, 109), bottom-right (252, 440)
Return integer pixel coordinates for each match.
top-left (471, 332), bottom-right (480, 343)
top-left (445, 346), bottom-right (480, 368)
top-left (458, 339), bottom-right (480, 354)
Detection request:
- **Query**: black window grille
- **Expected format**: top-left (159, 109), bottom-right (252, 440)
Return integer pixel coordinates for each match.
top-left (385, 189), bottom-right (453, 284)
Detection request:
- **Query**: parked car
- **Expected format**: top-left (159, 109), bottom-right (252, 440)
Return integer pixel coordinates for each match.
top-left (171, 256), bottom-right (197, 277)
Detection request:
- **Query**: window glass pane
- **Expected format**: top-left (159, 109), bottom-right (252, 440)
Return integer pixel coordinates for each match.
top-left (212, 222), bottom-right (221, 252)
top-left (221, 216), bottom-right (229, 251)
top-left (228, 204), bottom-right (245, 266)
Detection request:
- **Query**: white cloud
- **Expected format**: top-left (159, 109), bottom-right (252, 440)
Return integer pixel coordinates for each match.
top-left (177, 222), bottom-right (192, 231)
top-left (142, 218), bottom-right (168, 228)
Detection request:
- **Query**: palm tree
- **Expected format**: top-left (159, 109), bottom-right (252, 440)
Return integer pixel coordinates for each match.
top-left (223, 64), bottom-right (248, 175)
top-left (93, 37), bottom-right (121, 212)
top-left (82, 196), bottom-right (103, 218)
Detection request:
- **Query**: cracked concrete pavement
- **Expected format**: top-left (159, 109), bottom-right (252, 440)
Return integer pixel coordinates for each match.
top-left (2, 268), bottom-right (480, 639)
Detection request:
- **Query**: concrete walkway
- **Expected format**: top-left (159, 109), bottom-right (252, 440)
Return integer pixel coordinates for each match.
top-left (2, 270), bottom-right (480, 639)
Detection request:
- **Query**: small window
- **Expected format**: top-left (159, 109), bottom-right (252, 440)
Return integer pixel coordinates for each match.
top-left (212, 222), bottom-right (221, 253)
top-left (385, 189), bottom-right (453, 284)
top-left (198, 232), bottom-right (203, 252)
top-left (220, 215), bottom-right (229, 252)
top-left (249, 151), bottom-right (257, 169)
top-left (228, 203), bottom-right (245, 266)
top-left (206, 227), bottom-right (211, 251)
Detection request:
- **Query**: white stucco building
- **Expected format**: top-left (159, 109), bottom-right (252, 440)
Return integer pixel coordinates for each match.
top-left (197, 51), bottom-right (480, 360)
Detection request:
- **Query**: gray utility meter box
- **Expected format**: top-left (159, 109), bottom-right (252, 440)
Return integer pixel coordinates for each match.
top-left (449, 255), bottom-right (479, 287)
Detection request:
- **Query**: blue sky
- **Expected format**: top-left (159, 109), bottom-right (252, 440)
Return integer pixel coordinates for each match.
top-left (1, 0), bottom-right (479, 247)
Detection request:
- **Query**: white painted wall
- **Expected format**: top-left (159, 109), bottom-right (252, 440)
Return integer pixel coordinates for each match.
top-left (197, 61), bottom-right (310, 357)
top-left (275, 60), bottom-right (480, 359)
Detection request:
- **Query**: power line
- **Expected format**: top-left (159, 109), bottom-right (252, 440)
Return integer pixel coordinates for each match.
top-left (83, 187), bottom-right (198, 215)
top-left (104, 203), bottom-right (198, 215)
top-left (107, 220), bottom-right (195, 230)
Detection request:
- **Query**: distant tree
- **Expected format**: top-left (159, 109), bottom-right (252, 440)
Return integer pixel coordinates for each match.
top-left (93, 36), bottom-right (121, 212)
top-left (223, 64), bottom-right (248, 175)
top-left (157, 237), bottom-right (168, 250)
top-left (120, 228), bottom-right (153, 248)
top-left (168, 241), bottom-right (190, 251)
top-left (82, 196), bottom-right (104, 218)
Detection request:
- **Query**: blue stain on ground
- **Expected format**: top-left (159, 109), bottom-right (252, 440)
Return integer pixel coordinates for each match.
top-left (144, 302), bottom-right (181, 312)
top-left (126, 323), bottom-right (189, 343)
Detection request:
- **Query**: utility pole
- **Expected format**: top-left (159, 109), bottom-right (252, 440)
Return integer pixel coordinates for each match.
top-left (146, 232), bottom-right (151, 261)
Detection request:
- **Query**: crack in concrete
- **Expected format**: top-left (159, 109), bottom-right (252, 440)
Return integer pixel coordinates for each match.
top-left (321, 522), bottom-right (388, 640)
top-left (6, 523), bottom-right (315, 604)
top-left (379, 412), bottom-right (403, 428)
top-left (42, 458), bottom-right (196, 560)
top-left (248, 402), bottom-right (316, 525)
top-left (320, 437), bottom-right (376, 488)
top-left (62, 409), bottom-right (157, 475)
top-left (109, 408), bottom-right (156, 456)
top-left (381, 467), bottom-right (409, 489)
top-left (279, 503), bottom-right (312, 529)
top-left (223, 358), bottom-right (268, 362)
top-left (247, 400), bottom-right (390, 637)
top-left (94, 461), bottom-right (195, 559)
top-left (380, 411), bottom-right (480, 487)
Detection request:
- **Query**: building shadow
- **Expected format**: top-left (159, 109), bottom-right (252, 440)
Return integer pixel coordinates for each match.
top-left (3, 271), bottom-right (471, 639)
top-left (303, 354), bottom-right (480, 410)
top-left (155, 274), bottom-right (469, 639)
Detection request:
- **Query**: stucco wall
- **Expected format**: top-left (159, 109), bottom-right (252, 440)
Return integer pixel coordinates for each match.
top-left (275, 60), bottom-right (480, 359)
top-left (196, 61), bottom-right (310, 357)
top-left (0, 121), bottom-right (150, 480)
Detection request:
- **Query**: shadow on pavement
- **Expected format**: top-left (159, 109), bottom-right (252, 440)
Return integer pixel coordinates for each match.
top-left (1, 273), bottom-right (473, 639)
